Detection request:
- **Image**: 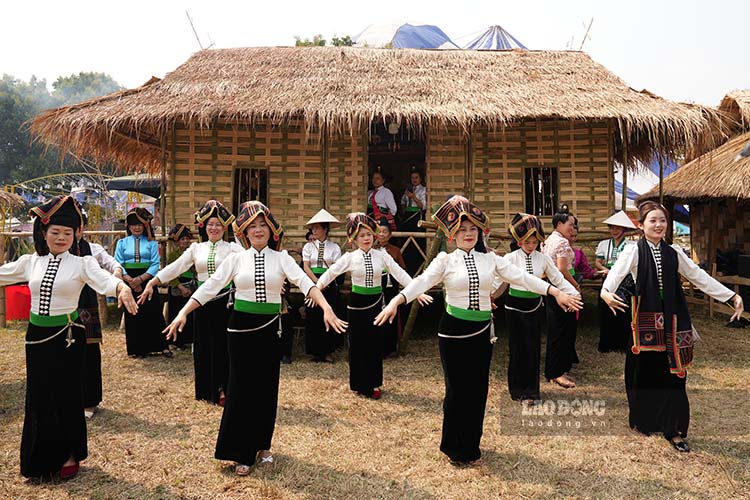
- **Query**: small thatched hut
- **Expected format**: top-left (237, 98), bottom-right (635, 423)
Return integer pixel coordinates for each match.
top-left (31, 47), bottom-right (723, 247)
top-left (641, 90), bottom-right (750, 267)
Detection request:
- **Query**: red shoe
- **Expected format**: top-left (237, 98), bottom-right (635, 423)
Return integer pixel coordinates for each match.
top-left (371, 388), bottom-right (382, 400)
top-left (60, 463), bottom-right (79, 480)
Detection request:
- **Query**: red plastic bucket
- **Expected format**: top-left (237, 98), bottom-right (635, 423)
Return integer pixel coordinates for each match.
top-left (5, 284), bottom-right (31, 321)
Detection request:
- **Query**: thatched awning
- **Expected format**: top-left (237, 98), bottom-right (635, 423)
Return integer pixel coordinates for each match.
top-left (0, 190), bottom-right (24, 207)
top-left (720, 90), bottom-right (750, 130)
top-left (31, 47), bottom-right (726, 171)
top-left (640, 130), bottom-right (750, 202)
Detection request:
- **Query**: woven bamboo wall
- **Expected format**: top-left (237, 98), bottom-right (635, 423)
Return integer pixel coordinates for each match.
top-left (472, 119), bottom-right (612, 233)
top-left (690, 200), bottom-right (750, 264)
top-left (426, 124), bottom-right (469, 210)
top-left (166, 118), bottom-right (612, 252)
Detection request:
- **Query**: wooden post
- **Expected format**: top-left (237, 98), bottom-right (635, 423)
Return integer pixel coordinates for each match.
top-left (398, 221), bottom-right (444, 354)
top-left (0, 234), bottom-right (5, 328)
top-left (658, 154), bottom-right (665, 206)
top-left (621, 136), bottom-right (628, 212)
top-left (160, 128), bottom-right (168, 268)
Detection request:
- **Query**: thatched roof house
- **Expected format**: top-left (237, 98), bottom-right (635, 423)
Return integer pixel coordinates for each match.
top-left (31, 47), bottom-right (725, 246)
top-left (641, 91), bottom-right (750, 265)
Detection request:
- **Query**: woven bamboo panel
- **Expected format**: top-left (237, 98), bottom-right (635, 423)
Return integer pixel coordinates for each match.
top-left (472, 119), bottom-right (611, 235)
top-left (427, 125), bottom-right (468, 213)
top-left (326, 129), bottom-right (366, 219)
top-left (690, 200), bottom-right (750, 264)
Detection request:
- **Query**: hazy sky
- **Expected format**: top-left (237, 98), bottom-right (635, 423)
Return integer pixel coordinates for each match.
top-left (2, 0), bottom-right (747, 106)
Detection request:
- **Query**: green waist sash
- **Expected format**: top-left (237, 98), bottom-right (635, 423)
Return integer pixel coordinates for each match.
top-left (233, 299), bottom-right (281, 315)
top-left (404, 206), bottom-right (420, 213)
top-left (352, 285), bottom-right (383, 295)
top-left (509, 288), bottom-right (541, 299)
top-left (123, 262), bottom-right (151, 269)
top-left (569, 268), bottom-right (576, 277)
top-left (445, 304), bottom-right (491, 322)
top-left (311, 267), bottom-right (327, 276)
top-left (30, 310), bottom-right (79, 327)
top-left (180, 271), bottom-right (195, 279)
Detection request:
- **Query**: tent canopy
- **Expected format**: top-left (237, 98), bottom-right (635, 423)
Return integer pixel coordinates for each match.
top-left (463, 25), bottom-right (527, 50)
top-left (355, 23), bottom-right (458, 49)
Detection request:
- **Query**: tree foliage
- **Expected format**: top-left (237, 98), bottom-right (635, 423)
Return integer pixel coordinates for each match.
top-left (294, 34), bottom-right (353, 47)
top-left (0, 72), bottom-right (123, 184)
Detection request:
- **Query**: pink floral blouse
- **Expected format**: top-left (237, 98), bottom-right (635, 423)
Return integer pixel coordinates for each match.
top-left (542, 230), bottom-right (575, 270)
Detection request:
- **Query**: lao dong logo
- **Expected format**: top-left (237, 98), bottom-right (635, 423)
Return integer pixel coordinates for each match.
top-left (521, 399), bottom-right (606, 417)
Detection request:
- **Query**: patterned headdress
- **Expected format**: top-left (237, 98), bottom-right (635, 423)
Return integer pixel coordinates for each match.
top-left (194, 200), bottom-right (235, 242)
top-left (126, 207), bottom-right (155, 240)
top-left (29, 195), bottom-right (84, 231)
top-left (233, 201), bottom-right (283, 249)
top-left (508, 212), bottom-right (546, 243)
top-left (345, 212), bottom-right (378, 243)
top-left (432, 195), bottom-right (489, 241)
top-left (168, 223), bottom-right (193, 242)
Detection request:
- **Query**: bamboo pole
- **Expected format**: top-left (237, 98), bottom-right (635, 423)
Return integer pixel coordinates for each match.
top-left (0, 234), bottom-right (6, 328)
top-left (398, 220), bottom-right (444, 354)
top-left (160, 128), bottom-right (168, 269)
top-left (621, 137), bottom-right (628, 212)
top-left (658, 154), bottom-right (665, 206)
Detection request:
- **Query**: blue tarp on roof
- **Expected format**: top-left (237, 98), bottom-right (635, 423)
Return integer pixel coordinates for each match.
top-left (392, 24), bottom-right (458, 49)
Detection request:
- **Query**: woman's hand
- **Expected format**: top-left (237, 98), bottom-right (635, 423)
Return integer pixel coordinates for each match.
top-left (322, 307), bottom-right (348, 334)
top-left (730, 294), bottom-right (745, 322)
top-left (178, 285), bottom-right (191, 298)
top-left (601, 290), bottom-right (628, 315)
top-left (138, 280), bottom-right (156, 304)
top-left (554, 291), bottom-right (584, 313)
top-left (374, 295), bottom-right (406, 326)
top-left (304, 296), bottom-right (316, 308)
top-left (163, 313), bottom-right (187, 342)
top-left (417, 293), bottom-right (433, 306)
top-left (117, 283), bottom-right (139, 315)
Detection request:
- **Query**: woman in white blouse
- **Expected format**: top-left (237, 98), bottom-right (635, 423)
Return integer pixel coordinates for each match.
top-left (601, 201), bottom-right (744, 453)
top-left (315, 213), bottom-right (431, 400)
top-left (141, 200), bottom-right (241, 406)
top-left (375, 196), bottom-right (582, 465)
top-left (301, 209), bottom-right (342, 362)
top-left (0, 196), bottom-right (136, 480)
top-left (503, 213), bottom-right (580, 404)
top-left (164, 201), bottom-right (347, 476)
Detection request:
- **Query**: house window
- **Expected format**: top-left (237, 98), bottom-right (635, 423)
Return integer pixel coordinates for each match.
top-left (233, 168), bottom-right (268, 215)
top-left (524, 167), bottom-right (558, 217)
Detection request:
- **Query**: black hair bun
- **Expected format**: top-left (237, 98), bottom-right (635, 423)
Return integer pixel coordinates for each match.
top-left (558, 203), bottom-right (569, 214)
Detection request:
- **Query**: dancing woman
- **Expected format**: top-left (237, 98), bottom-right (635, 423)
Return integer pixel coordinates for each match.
top-left (164, 201), bottom-right (347, 475)
top-left (315, 213), bottom-right (431, 399)
top-left (503, 213), bottom-right (581, 403)
top-left (142, 200), bottom-right (241, 405)
top-left (601, 201), bottom-right (744, 452)
top-left (0, 196), bottom-right (137, 479)
top-left (376, 196), bottom-right (582, 464)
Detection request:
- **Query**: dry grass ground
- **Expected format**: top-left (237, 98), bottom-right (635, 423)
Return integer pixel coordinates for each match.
top-left (0, 295), bottom-right (748, 500)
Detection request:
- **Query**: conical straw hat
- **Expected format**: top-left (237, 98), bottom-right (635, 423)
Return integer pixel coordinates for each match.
top-left (305, 209), bottom-right (341, 228)
top-left (602, 210), bottom-right (637, 229)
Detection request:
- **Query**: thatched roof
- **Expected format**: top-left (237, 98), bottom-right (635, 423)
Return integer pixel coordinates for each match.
top-left (31, 47), bottom-right (725, 171)
top-left (719, 90), bottom-right (750, 130)
top-left (0, 190), bottom-right (24, 207)
top-left (640, 130), bottom-right (750, 202)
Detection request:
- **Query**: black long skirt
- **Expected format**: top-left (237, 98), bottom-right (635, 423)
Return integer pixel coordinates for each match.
top-left (22, 321), bottom-right (87, 478)
top-left (124, 267), bottom-right (167, 356)
top-left (347, 292), bottom-right (384, 394)
top-left (215, 310), bottom-right (281, 465)
top-left (79, 305), bottom-right (103, 408)
top-left (625, 348), bottom-right (689, 439)
top-left (400, 210), bottom-right (426, 276)
top-left (381, 276), bottom-right (402, 357)
top-left (544, 297), bottom-right (579, 380)
top-left (82, 343), bottom-right (102, 408)
top-left (598, 297), bottom-right (630, 353)
top-left (506, 296), bottom-right (544, 401)
top-left (168, 292), bottom-right (194, 347)
top-left (193, 295), bottom-right (230, 404)
top-left (437, 313), bottom-right (493, 463)
top-left (305, 284), bottom-right (338, 357)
